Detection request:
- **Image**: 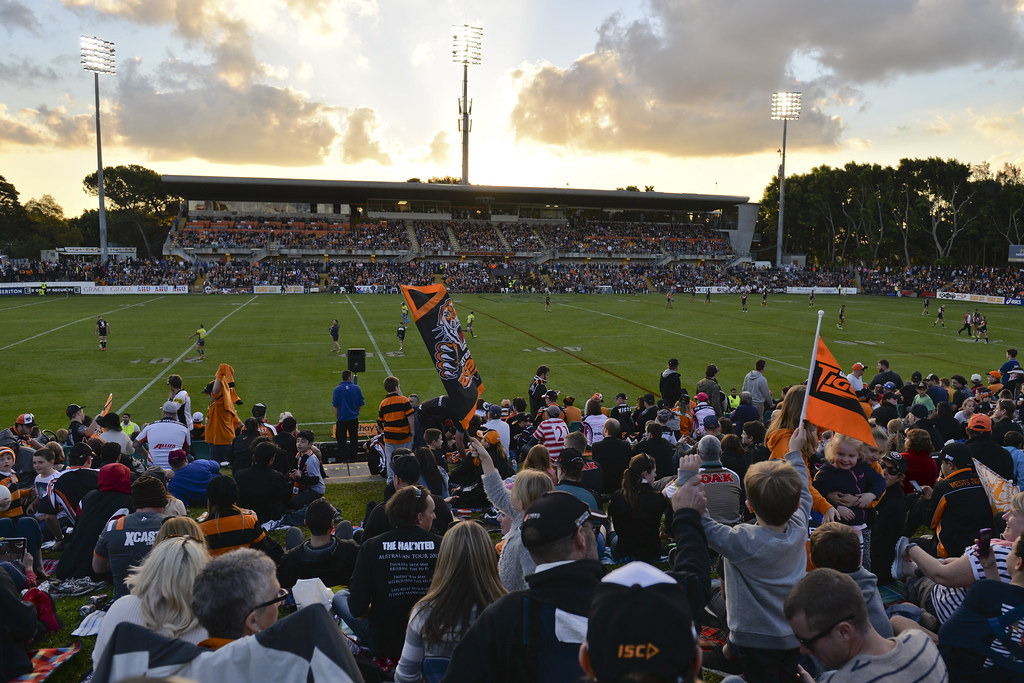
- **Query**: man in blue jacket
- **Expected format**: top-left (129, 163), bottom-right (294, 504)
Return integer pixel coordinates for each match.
top-left (333, 370), bottom-right (365, 463)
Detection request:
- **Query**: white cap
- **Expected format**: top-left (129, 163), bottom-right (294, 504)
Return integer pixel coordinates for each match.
top-left (192, 411), bottom-right (205, 423)
top-left (0, 484), bottom-right (10, 513)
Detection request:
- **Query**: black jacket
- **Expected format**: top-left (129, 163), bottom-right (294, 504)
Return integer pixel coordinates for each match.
top-left (660, 369), bottom-right (682, 408)
top-left (870, 483), bottom-right (908, 583)
top-left (609, 486), bottom-right (668, 562)
top-left (609, 404), bottom-right (635, 434)
top-left (55, 489), bottom-right (131, 581)
top-left (443, 507), bottom-right (710, 683)
top-left (632, 437), bottom-right (675, 479)
top-left (912, 467), bottom-right (994, 558)
top-left (966, 435), bottom-right (1015, 481)
top-left (871, 403), bottom-right (900, 429)
top-left (229, 432), bottom-right (260, 472)
top-left (992, 419), bottom-right (1024, 448)
top-left (347, 526), bottom-right (441, 658)
top-left (235, 465), bottom-right (292, 523)
top-left (277, 537), bottom-right (359, 589)
top-left (591, 437), bottom-right (632, 494)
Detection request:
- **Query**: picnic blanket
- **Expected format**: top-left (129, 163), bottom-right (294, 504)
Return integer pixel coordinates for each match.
top-left (11, 643), bottom-right (81, 682)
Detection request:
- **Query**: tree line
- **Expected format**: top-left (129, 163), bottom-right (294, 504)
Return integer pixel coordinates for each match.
top-left (0, 165), bottom-right (177, 259)
top-left (755, 157), bottom-right (1024, 268)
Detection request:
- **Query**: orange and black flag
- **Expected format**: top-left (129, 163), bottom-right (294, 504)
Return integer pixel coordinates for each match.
top-left (400, 283), bottom-right (484, 429)
top-left (805, 337), bottom-right (876, 444)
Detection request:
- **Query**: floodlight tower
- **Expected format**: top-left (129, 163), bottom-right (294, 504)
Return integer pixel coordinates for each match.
top-left (82, 35), bottom-right (116, 263)
top-left (771, 91), bottom-right (801, 267)
top-left (452, 25), bottom-right (482, 186)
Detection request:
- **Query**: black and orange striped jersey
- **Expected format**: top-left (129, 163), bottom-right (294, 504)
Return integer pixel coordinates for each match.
top-left (0, 470), bottom-right (29, 519)
top-left (199, 510), bottom-right (266, 556)
top-left (378, 394), bottom-right (413, 445)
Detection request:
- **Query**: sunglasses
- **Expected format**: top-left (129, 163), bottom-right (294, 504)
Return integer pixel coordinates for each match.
top-left (882, 465), bottom-right (900, 476)
top-left (250, 587), bottom-right (290, 613)
top-left (796, 614), bottom-right (855, 649)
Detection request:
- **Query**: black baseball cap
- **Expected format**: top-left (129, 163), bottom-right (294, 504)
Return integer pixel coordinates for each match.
top-left (586, 563), bottom-right (698, 681)
top-left (938, 442), bottom-right (973, 469)
top-left (881, 452), bottom-right (907, 475)
top-left (66, 404), bottom-right (85, 418)
top-left (615, 392), bottom-right (628, 400)
top-left (521, 491), bottom-right (606, 549)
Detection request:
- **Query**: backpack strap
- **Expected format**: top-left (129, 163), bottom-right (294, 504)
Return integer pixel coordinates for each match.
top-left (985, 602), bottom-right (1024, 671)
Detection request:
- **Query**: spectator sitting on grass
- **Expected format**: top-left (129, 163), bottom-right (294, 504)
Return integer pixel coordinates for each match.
top-left (808, 522), bottom-right (893, 638)
top-left (278, 498), bottom-right (358, 589)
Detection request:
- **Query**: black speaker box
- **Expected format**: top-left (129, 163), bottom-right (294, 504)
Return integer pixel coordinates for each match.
top-left (347, 348), bottom-right (366, 373)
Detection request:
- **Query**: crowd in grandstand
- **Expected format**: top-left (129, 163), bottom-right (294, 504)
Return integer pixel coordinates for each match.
top-left (409, 221), bottom-right (455, 252)
top-left (861, 266), bottom-right (1024, 298)
top-left (6, 347), bottom-right (1024, 680)
top-left (449, 221), bottom-right (508, 252)
top-left (498, 222), bottom-right (546, 251)
top-left (8, 255), bottom-right (1024, 301)
top-left (167, 217), bottom-right (736, 260)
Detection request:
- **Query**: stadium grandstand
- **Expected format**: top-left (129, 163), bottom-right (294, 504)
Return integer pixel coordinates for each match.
top-left (160, 176), bottom-right (755, 265)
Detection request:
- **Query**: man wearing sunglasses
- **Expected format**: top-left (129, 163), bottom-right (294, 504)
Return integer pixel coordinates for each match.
top-left (784, 568), bottom-right (946, 682)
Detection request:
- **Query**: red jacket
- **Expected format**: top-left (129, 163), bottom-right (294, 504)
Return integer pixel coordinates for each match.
top-left (901, 448), bottom-right (938, 494)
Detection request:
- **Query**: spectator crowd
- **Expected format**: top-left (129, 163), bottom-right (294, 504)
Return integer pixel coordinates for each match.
top-left (4, 348), bottom-right (1024, 681)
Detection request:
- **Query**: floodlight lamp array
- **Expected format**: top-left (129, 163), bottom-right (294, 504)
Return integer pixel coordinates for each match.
top-left (451, 25), bottom-right (483, 65)
top-left (770, 91), bottom-right (801, 120)
top-left (81, 35), bottom-right (116, 74)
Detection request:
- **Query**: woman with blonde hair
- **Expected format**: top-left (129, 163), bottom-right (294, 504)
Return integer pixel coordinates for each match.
top-left (766, 384), bottom-right (839, 523)
top-left (394, 521), bottom-right (506, 682)
top-left (155, 515), bottom-right (205, 545)
top-left (92, 534), bottom-right (211, 668)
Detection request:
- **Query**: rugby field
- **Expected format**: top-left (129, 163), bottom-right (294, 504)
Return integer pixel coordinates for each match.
top-left (0, 291), bottom-right (1018, 441)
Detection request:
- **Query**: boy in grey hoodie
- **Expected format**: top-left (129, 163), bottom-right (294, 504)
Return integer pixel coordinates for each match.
top-left (741, 359), bottom-right (772, 416)
top-left (681, 426), bottom-right (812, 682)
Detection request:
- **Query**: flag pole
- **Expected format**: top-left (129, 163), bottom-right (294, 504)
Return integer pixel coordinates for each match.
top-left (799, 310), bottom-right (825, 424)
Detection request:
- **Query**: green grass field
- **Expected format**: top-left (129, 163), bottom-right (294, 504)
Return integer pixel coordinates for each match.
top-left (1, 291), bottom-right (1020, 436)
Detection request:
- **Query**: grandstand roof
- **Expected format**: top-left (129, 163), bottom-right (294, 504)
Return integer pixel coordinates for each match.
top-left (161, 175), bottom-right (749, 211)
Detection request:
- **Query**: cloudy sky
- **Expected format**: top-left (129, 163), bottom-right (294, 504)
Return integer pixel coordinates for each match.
top-left (4, 0), bottom-right (1024, 216)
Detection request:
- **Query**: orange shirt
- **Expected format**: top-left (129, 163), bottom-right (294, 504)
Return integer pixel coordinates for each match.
top-left (766, 428), bottom-right (831, 516)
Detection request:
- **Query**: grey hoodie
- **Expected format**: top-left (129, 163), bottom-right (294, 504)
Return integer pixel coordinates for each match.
top-left (742, 370), bottom-right (772, 411)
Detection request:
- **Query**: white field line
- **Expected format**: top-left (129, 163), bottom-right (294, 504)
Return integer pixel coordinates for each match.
top-left (0, 297), bottom-right (164, 353)
top-left (346, 294), bottom-right (392, 376)
top-left (0, 297), bottom-right (64, 312)
top-left (116, 296), bottom-right (258, 413)
top-left (557, 302), bottom-right (808, 371)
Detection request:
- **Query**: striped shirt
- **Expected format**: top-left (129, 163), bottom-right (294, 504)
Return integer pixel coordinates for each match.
top-left (931, 540), bottom-right (1014, 624)
top-left (378, 394), bottom-right (414, 445)
top-left (199, 510), bottom-right (266, 556)
top-left (534, 417), bottom-right (569, 460)
top-left (819, 630), bottom-right (947, 682)
top-left (0, 471), bottom-right (28, 519)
